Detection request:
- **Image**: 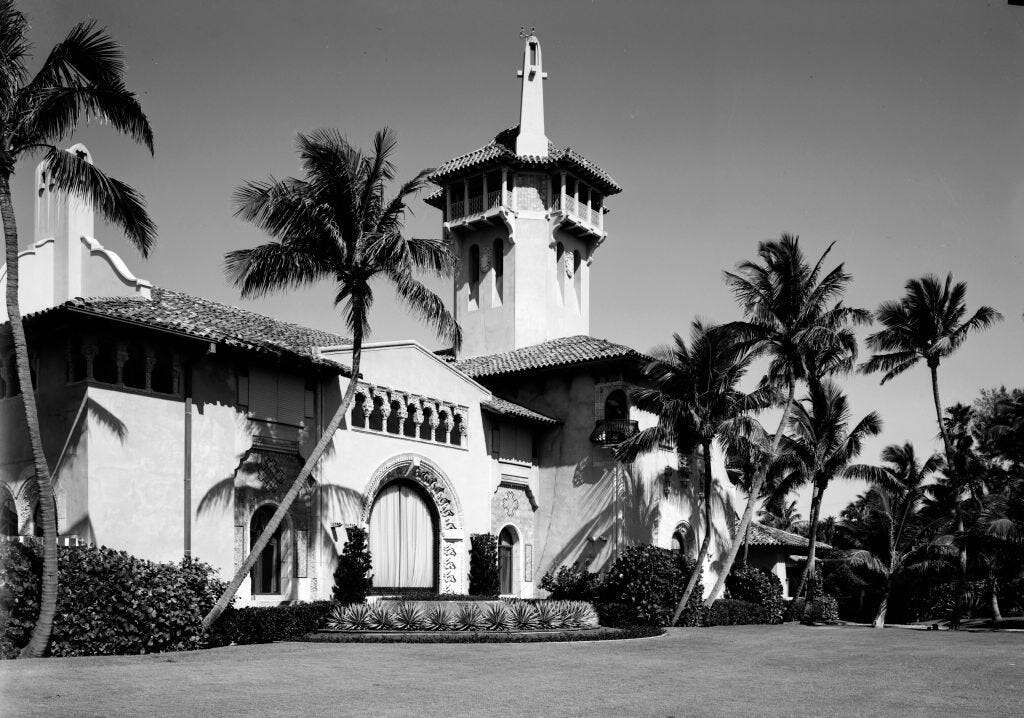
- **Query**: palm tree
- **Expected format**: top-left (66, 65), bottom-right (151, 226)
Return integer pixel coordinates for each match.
top-left (976, 475), bottom-right (1024, 621)
top-left (845, 443), bottom-right (944, 627)
top-left (201, 128), bottom-right (460, 628)
top-left (728, 432), bottom-right (801, 562)
top-left (705, 234), bottom-right (870, 605)
top-left (781, 380), bottom-right (883, 603)
top-left (861, 273), bottom-right (1002, 462)
top-left (615, 320), bottom-right (771, 625)
top-left (0, 3), bottom-right (154, 657)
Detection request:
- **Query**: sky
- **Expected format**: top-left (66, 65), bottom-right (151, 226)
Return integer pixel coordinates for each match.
top-left (16, 0), bottom-right (1024, 518)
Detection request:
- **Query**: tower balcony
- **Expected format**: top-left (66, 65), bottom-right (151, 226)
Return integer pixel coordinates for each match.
top-left (445, 190), bottom-right (510, 232)
top-left (589, 419), bottom-right (639, 447)
top-left (550, 195), bottom-right (604, 240)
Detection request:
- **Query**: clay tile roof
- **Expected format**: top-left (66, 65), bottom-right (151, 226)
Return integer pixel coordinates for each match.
top-left (43, 287), bottom-right (351, 372)
top-left (746, 523), bottom-right (831, 551)
top-left (455, 335), bottom-right (647, 379)
top-left (428, 126), bottom-right (621, 195)
top-left (481, 396), bottom-right (559, 425)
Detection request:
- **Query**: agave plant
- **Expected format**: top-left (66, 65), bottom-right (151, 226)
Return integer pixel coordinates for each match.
top-left (392, 602), bottom-right (425, 630)
top-left (454, 603), bottom-right (482, 631)
top-left (424, 605), bottom-right (454, 631)
top-left (534, 601), bottom-right (562, 629)
top-left (325, 604), bottom-right (347, 630)
top-left (481, 603), bottom-right (511, 631)
top-left (330, 603), bottom-right (372, 630)
top-left (507, 601), bottom-right (539, 630)
top-left (367, 604), bottom-right (395, 630)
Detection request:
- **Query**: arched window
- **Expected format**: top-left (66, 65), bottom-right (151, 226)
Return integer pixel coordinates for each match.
top-left (351, 393), bottom-right (367, 428)
top-left (386, 400), bottom-right (403, 434)
top-left (368, 480), bottom-right (438, 589)
top-left (498, 526), bottom-right (518, 595)
top-left (1, 489), bottom-right (17, 536)
top-left (250, 504), bottom-right (282, 595)
top-left (555, 242), bottom-right (565, 306)
top-left (434, 411), bottom-right (450, 443)
top-left (468, 244), bottom-right (480, 309)
top-left (403, 405), bottom-right (418, 437)
top-left (368, 396), bottom-right (385, 431)
top-left (492, 237), bottom-right (504, 305)
top-left (449, 414), bottom-right (464, 446)
top-left (419, 407), bottom-right (434, 441)
top-left (604, 389), bottom-right (628, 421)
top-left (572, 250), bottom-right (582, 313)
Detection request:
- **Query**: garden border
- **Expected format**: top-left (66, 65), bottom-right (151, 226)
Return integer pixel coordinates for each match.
top-left (300, 626), bottom-right (664, 644)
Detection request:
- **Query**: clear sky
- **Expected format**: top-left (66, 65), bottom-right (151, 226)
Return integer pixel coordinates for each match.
top-left (16, 0), bottom-right (1024, 518)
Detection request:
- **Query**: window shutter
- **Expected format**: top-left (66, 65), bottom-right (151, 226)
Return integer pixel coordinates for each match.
top-left (277, 373), bottom-right (304, 426)
top-left (249, 367), bottom-right (278, 420)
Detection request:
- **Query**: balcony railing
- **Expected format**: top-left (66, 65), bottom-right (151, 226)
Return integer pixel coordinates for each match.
top-left (589, 419), bottom-right (639, 446)
top-left (486, 190), bottom-right (501, 210)
top-left (467, 195), bottom-right (483, 215)
top-left (450, 199), bottom-right (465, 220)
top-left (552, 194), bottom-right (602, 231)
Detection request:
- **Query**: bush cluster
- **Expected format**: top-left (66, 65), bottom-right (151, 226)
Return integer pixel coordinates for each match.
top-left (332, 526), bottom-right (372, 605)
top-left (207, 601), bottom-right (334, 646)
top-left (596, 545), bottom-right (704, 627)
top-left (468, 533), bottom-right (500, 595)
top-left (539, 565), bottom-right (601, 601)
top-left (785, 594), bottom-right (841, 624)
top-left (705, 598), bottom-right (767, 626)
top-left (0, 540), bottom-right (225, 658)
top-left (324, 599), bottom-right (599, 632)
top-left (725, 565), bottom-right (784, 624)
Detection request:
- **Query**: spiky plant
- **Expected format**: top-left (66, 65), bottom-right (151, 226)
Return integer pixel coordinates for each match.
top-left (534, 601), bottom-right (562, 629)
top-left (481, 602), bottom-right (511, 632)
top-left (366, 604), bottom-right (395, 631)
top-left (392, 602), bottom-right (425, 631)
top-left (454, 603), bottom-right (482, 631)
top-left (424, 605), bottom-right (453, 631)
top-left (508, 601), bottom-right (539, 630)
top-left (340, 603), bottom-right (372, 630)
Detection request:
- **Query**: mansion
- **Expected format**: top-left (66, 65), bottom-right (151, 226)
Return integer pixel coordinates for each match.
top-left (0, 35), bottom-right (811, 604)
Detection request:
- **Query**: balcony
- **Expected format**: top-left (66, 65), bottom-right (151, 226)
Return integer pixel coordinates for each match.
top-left (551, 194), bottom-right (604, 240)
top-left (446, 189), bottom-right (509, 232)
top-left (589, 419), bottom-right (639, 447)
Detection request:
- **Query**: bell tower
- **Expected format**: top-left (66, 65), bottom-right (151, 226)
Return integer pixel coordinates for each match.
top-left (430, 32), bottom-right (621, 359)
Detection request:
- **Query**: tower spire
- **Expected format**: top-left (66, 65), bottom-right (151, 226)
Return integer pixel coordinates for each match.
top-left (515, 29), bottom-right (548, 157)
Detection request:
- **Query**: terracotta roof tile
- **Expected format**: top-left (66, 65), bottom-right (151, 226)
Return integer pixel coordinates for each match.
top-left (746, 523), bottom-right (831, 550)
top-left (33, 287), bottom-right (351, 372)
top-left (481, 396), bottom-right (559, 425)
top-left (455, 335), bottom-right (646, 379)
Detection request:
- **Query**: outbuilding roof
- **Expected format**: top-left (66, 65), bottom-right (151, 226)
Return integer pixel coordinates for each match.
top-left (746, 523), bottom-right (832, 551)
top-left (427, 125), bottom-right (622, 202)
top-left (25, 287), bottom-right (351, 373)
top-left (455, 334), bottom-right (647, 379)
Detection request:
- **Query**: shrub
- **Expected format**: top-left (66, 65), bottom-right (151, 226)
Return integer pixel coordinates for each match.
top-left (0, 540), bottom-right (227, 657)
top-left (468, 534), bottom-right (500, 596)
top-left (481, 603), bottom-right (511, 631)
top-left (207, 601), bottom-right (335, 645)
top-left (705, 599), bottom-right (768, 626)
top-left (392, 602), bottom-right (425, 630)
top-left (599, 545), bottom-right (703, 627)
top-left (507, 601), bottom-right (539, 630)
top-left (333, 526), bottom-right (373, 605)
top-left (540, 565), bottom-right (600, 601)
top-left (424, 605), bottom-right (454, 631)
top-left (807, 594), bottom-right (840, 624)
top-left (366, 604), bottom-right (395, 630)
top-left (454, 603), bottom-right (483, 631)
top-left (725, 565), bottom-right (784, 624)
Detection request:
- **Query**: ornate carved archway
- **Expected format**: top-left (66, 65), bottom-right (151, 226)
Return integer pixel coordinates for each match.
top-left (361, 454), bottom-right (465, 593)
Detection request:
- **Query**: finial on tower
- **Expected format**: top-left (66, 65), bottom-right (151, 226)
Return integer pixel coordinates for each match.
top-left (515, 29), bottom-right (548, 157)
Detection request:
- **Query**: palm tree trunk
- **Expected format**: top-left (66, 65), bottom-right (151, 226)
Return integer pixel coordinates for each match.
top-left (2, 174), bottom-right (59, 659)
top-left (671, 440), bottom-right (714, 625)
top-left (873, 586), bottom-right (889, 629)
top-left (742, 522), bottom-right (750, 566)
top-left (990, 573), bottom-right (1002, 622)
top-left (201, 323), bottom-right (364, 629)
top-left (704, 380), bottom-right (796, 607)
top-left (794, 483), bottom-right (823, 603)
top-left (929, 362), bottom-right (953, 461)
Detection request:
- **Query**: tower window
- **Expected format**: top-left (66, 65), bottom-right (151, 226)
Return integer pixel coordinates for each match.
top-left (530, 42), bottom-right (537, 66)
top-left (555, 242), bottom-right (564, 307)
top-left (572, 250), bottom-right (582, 313)
top-left (492, 237), bottom-right (504, 306)
top-left (468, 244), bottom-right (480, 310)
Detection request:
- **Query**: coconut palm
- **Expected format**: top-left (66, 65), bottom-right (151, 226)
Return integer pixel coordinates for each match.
top-left (861, 273), bottom-right (1002, 462)
top-left (0, 2), bottom-right (154, 657)
top-left (845, 443), bottom-right (944, 627)
top-left (780, 380), bottom-right (883, 603)
top-left (201, 128), bottom-right (460, 628)
top-left (976, 475), bottom-right (1024, 620)
top-left (615, 320), bottom-right (772, 625)
top-left (705, 234), bottom-right (870, 605)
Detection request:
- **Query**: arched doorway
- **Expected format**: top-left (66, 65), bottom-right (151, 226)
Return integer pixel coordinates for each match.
top-left (250, 504), bottom-right (283, 595)
top-left (498, 526), bottom-right (518, 595)
top-left (368, 480), bottom-right (438, 590)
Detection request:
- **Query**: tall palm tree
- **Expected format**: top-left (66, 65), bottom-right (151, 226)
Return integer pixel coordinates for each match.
top-left (705, 234), bottom-right (869, 605)
top-left (615, 320), bottom-right (772, 625)
top-left (781, 380), bottom-right (883, 603)
top-left (201, 128), bottom-right (460, 628)
top-left (0, 2), bottom-right (154, 658)
top-left (861, 273), bottom-right (1002, 462)
top-left (845, 443), bottom-right (944, 627)
top-left (728, 432), bottom-right (801, 562)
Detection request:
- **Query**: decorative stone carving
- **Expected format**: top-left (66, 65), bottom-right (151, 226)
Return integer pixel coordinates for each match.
top-left (501, 489), bottom-right (519, 518)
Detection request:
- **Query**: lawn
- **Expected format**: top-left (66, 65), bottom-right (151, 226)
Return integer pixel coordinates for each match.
top-left (1, 624), bottom-right (1021, 717)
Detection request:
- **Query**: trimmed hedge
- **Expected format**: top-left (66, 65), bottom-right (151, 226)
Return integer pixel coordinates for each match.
top-left (367, 590), bottom-right (500, 601)
top-left (705, 598), bottom-right (767, 626)
top-left (468, 533), bottom-right (500, 596)
top-left (0, 540), bottom-right (225, 658)
top-left (785, 595), bottom-right (841, 624)
top-left (207, 601), bottom-right (334, 646)
top-left (540, 565), bottom-right (601, 601)
top-left (725, 565), bottom-right (784, 624)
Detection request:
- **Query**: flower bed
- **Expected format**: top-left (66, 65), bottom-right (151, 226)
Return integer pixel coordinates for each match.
top-left (304, 625), bottom-right (663, 644)
top-left (325, 600), bottom-right (599, 632)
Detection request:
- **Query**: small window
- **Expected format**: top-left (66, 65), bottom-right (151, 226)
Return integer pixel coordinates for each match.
top-left (386, 400), bottom-right (403, 434)
top-left (450, 415), bottom-right (463, 446)
top-left (250, 504), bottom-right (282, 595)
top-left (572, 250), bottom-right (582, 313)
top-left (468, 244), bottom-right (480, 310)
top-left (555, 242), bottom-right (565, 306)
top-left (303, 377), bottom-right (316, 419)
top-left (435, 411), bottom-right (450, 442)
top-left (529, 42), bottom-right (537, 66)
top-left (419, 408), bottom-right (434, 441)
top-left (493, 238), bottom-right (504, 305)
top-left (351, 394), bottom-right (367, 428)
top-left (368, 396), bottom-right (385, 431)
top-left (236, 367), bottom-right (250, 409)
top-left (403, 406), bottom-right (418, 437)
top-left (604, 389), bottom-right (628, 421)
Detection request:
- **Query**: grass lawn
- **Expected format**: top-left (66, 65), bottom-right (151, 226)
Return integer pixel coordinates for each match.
top-left (1, 624), bottom-right (1021, 717)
